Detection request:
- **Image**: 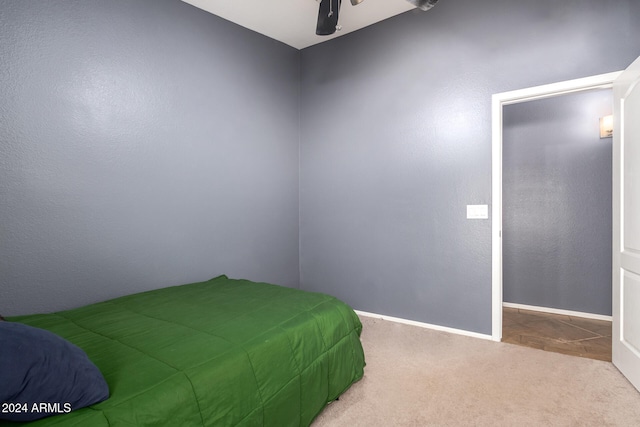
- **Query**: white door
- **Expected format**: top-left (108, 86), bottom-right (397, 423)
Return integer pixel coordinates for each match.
top-left (613, 55), bottom-right (640, 393)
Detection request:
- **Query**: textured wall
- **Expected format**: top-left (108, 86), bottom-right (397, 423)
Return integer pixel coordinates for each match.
top-left (299, 0), bottom-right (640, 334)
top-left (503, 89), bottom-right (613, 315)
top-left (2, 0), bottom-right (639, 333)
top-left (0, 0), bottom-right (300, 316)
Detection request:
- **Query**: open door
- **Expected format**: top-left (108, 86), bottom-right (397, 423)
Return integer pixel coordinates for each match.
top-left (613, 55), bottom-right (640, 393)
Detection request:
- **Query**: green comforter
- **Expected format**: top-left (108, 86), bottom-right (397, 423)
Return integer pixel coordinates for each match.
top-left (4, 276), bottom-right (365, 426)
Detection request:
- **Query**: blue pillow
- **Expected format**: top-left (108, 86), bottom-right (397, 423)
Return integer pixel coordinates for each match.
top-left (0, 321), bottom-right (109, 422)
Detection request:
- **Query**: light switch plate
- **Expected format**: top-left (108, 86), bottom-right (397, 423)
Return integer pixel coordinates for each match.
top-left (467, 204), bottom-right (489, 219)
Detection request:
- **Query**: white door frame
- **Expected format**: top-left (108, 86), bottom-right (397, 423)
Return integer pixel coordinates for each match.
top-left (491, 71), bottom-right (623, 341)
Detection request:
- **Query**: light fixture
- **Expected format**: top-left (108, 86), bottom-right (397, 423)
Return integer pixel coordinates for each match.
top-left (406, 0), bottom-right (439, 11)
top-left (315, 0), bottom-right (438, 36)
top-left (600, 115), bottom-right (613, 139)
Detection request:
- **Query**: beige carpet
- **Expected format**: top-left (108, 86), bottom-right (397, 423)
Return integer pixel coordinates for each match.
top-left (312, 316), bottom-right (640, 427)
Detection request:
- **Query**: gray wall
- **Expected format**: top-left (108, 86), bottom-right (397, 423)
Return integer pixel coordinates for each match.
top-left (299, 0), bottom-right (640, 334)
top-left (2, 0), bottom-right (639, 334)
top-left (503, 89), bottom-right (612, 316)
top-left (0, 0), bottom-right (300, 316)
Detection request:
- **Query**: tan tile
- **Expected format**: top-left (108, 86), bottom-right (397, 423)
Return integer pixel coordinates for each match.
top-left (521, 318), bottom-right (599, 342)
top-left (502, 308), bottom-right (612, 362)
top-left (516, 308), bottom-right (572, 322)
top-left (564, 317), bottom-right (612, 337)
top-left (502, 312), bottom-right (553, 335)
top-left (579, 336), bottom-right (612, 349)
top-left (501, 316), bottom-right (521, 329)
top-left (581, 337), bottom-right (613, 362)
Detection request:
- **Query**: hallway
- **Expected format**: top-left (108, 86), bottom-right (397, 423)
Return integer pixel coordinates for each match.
top-left (502, 307), bottom-right (612, 362)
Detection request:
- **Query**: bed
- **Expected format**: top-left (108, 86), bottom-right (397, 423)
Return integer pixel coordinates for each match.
top-left (0, 275), bottom-right (365, 426)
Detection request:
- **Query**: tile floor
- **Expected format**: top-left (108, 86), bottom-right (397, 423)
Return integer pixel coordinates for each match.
top-left (502, 307), bottom-right (612, 362)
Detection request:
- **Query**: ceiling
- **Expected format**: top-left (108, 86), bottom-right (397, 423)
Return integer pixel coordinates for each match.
top-left (180, 0), bottom-right (416, 50)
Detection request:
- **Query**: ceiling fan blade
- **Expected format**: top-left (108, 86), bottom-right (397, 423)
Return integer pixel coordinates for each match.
top-left (406, 0), bottom-right (439, 11)
top-left (316, 0), bottom-right (342, 36)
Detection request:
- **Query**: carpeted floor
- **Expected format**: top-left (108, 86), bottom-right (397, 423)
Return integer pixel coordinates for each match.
top-left (312, 316), bottom-right (640, 426)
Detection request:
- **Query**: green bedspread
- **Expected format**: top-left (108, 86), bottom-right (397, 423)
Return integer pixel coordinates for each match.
top-left (4, 276), bottom-right (365, 426)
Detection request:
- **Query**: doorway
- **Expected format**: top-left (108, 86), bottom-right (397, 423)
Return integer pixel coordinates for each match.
top-left (491, 71), bottom-right (622, 344)
top-left (499, 88), bottom-right (613, 360)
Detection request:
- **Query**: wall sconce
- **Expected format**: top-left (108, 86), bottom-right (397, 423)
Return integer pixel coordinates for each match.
top-left (600, 115), bottom-right (613, 139)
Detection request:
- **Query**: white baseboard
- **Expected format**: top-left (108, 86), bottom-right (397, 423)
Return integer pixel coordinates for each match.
top-left (355, 310), bottom-right (493, 341)
top-left (502, 302), bottom-right (612, 321)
